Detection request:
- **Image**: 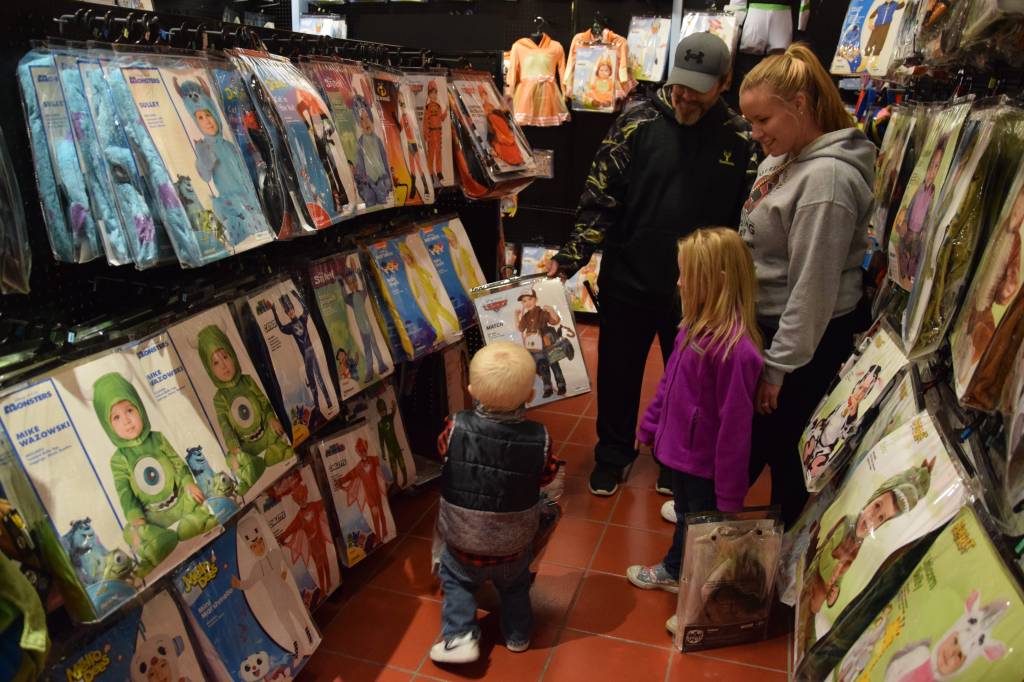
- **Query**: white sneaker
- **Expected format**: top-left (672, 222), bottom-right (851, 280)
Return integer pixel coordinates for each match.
top-left (660, 500), bottom-right (677, 523)
top-left (430, 632), bottom-right (480, 664)
top-left (666, 614), bottom-right (678, 637)
top-left (506, 639), bottom-right (530, 653)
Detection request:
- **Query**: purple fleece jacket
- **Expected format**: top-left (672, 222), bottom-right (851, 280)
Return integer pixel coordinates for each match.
top-left (637, 327), bottom-right (763, 512)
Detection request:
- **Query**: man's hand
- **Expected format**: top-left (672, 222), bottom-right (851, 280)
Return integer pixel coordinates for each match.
top-left (547, 260), bottom-right (567, 281)
top-left (756, 379), bottom-right (782, 415)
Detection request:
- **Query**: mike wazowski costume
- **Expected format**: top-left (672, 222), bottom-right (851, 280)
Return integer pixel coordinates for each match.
top-left (93, 372), bottom-right (218, 575)
top-left (197, 324), bottom-right (295, 494)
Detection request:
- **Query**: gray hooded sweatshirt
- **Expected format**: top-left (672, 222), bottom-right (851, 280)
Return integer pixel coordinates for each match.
top-left (739, 128), bottom-right (876, 385)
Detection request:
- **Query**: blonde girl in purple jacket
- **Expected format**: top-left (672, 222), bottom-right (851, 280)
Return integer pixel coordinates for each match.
top-left (626, 228), bottom-right (764, 598)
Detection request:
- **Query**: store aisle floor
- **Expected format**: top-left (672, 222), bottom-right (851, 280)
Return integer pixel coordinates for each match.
top-left (299, 323), bottom-right (791, 681)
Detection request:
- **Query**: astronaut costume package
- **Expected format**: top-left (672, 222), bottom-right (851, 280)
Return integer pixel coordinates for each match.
top-left (830, 0), bottom-right (913, 77)
top-left (472, 274), bottom-right (591, 410)
top-left (675, 510), bottom-right (783, 652)
top-left (172, 508), bottom-right (321, 682)
top-left (343, 380), bottom-right (417, 490)
top-left (45, 589), bottom-right (206, 682)
top-left (418, 216), bottom-right (487, 329)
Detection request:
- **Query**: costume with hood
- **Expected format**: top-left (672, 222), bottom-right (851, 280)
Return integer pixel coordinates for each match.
top-left (93, 373), bottom-right (217, 572)
top-left (197, 324), bottom-right (294, 493)
top-left (506, 33), bottom-right (570, 127)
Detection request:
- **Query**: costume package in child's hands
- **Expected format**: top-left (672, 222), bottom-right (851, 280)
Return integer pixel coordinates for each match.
top-left (405, 71), bottom-right (455, 188)
top-left (419, 216), bottom-right (487, 328)
top-left (314, 421), bottom-right (397, 567)
top-left (172, 508), bottom-right (320, 681)
top-left (675, 510), bottom-right (783, 652)
top-left (794, 411), bottom-right (968, 671)
top-left (831, 505), bottom-right (1024, 682)
top-left (257, 463), bottom-right (341, 610)
top-left (166, 304), bottom-right (297, 500)
top-left (627, 16), bottom-right (671, 82)
top-left (45, 589), bottom-right (204, 682)
top-left (521, 244), bottom-right (601, 313)
top-left (830, 0), bottom-right (913, 77)
top-left (472, 274), bottom-right (591, 409)
top-left (240, 279), bottom-right (340, 446)
top-left (799, 325), bottom-right (910, 493)
top-left (344, 380), bottom-right (416, 489)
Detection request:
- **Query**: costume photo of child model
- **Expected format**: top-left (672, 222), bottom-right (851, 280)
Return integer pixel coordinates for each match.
top-left (315, 422), bottom-right (396, 567)
top-left (173, 509), bottom-right (320, 682)
top-left (794, 412), bottom-right (966, 667)
top-left (450, 72), bottom-right (535, 178)
top-left (166, 304), bottom-right (297, 501)
top-left (419, 217), bottom-right (487, 328)
top-left (370, 70), bottom-right (434, 206)
top-left (832, 506), bottom-right (1024, 682)
top-left (406, 72), bottom-right (455, 188)
top-left (627, 16), bottom-right (671, 82)
top-left (347, 381), bottom-right (417, 489)
top-left (257, 463), bottom-right (341, 610)
top-left (473, 275), bottom-right (590, 409)
top-left (45, 589), bottom-right (206, 682)
top-left (520, 244), bottom-right (602, 314)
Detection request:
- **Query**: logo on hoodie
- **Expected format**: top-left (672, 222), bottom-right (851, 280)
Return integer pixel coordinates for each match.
top-left (718, 150), bottom-right (735, 167)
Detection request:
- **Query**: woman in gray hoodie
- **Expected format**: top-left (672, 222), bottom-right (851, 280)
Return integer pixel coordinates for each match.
top-left (737, 44), bottom-right (876, 526)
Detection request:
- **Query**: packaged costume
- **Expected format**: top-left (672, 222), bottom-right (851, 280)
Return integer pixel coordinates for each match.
top-left (166, 304), bottom-right (297, 500)
top-left (309, 251), bottom-right (394, 400)
top-left (676, 511), bottom-right (783, 652)
top-left (871, 105), bottom-right (918, 250)
top-left (794, 412), bottom-right (968, 673)
top-left (520, 244), bottom-right (601, 313)
top-left (799, 325), bottom-right (910, 493)
top-left (0, 121), bottom-right (31, 294)
top-left (314, 421), bottom-right (397, 567)
top-left (172, 508), bottom-right (320, 681)
top-left (831, 505), bottom-right (1024, 682)
top-left (369, 69), bottom-right (434, 206)
top-left (736, 0), bottom-right (807, 55)
top-left (831, 1), bottom-right (912, 76)
top-left (405, 71), bottom-right (456, 185)
top-left (506, 34), bottom-right (571, 126)
top-left (678, 11), bottom-right (741, 54)
top-left (257, 463), bottom-right (341, 611)
top-left (472, 275), bottom-right (591, 409)
top-left (344, 381), bottom-right (416, 490)
top-left (568, 45), bottom-right (618, 114)
top-left (419, 216), bottom-right (487, 329)
top-left (564, 28), bottom-right (635, 106)
top-left (627, 16), bottom-right (671, 82)
top-left (238, 279), bottom-right (340, 446)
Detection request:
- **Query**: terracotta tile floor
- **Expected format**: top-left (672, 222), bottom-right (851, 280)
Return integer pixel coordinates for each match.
top-left (300, 323), bottom-right (791, 681)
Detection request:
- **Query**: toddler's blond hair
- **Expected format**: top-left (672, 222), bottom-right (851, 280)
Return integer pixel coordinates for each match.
top-left (469, 341), bottom-right (536, 411)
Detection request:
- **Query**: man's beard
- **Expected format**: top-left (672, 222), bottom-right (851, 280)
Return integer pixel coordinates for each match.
top-left (674, 103), bottom-right (705, 126)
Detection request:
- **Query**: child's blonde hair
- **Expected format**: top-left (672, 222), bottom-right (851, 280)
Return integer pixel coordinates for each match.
top-left (677, 228), bottom-right (762, 357)
top-left (740, 43), bottom-right (854, 134)
top-left (469, 341), bottom-right (536, 410)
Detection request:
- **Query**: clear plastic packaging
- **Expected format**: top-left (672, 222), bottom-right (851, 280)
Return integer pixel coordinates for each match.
top-left (367, 67), bottom-right (435, 206)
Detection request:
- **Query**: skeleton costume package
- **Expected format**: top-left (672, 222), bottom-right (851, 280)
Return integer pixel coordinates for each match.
top-left (472, 275), bottom-right (591, 409)
top-left (172, 508), bottom-right (320, 682)
top-left (831, 505), bottom-right (1024, 682)
top-left (520, 244), bottom-right (602, 314)
top-left (44, 590), bottom-right (205, 682)
top-left (675, 511), bottom-right (783, 652)
top-left (343, 380), bottom-right (416, 490)
top-left (405, 71), bottom-right (455, 188)
top-left (830, 0), bottom-right (913, 76)
top-left (369, 68), bottom-right (434, 207)
top-left (419, 216), bottom-right (487, 329)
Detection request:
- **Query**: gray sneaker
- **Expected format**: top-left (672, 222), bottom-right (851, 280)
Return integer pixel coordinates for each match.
top-left (430, 632), bottom-right (480, 664)
top-left (626, 563), bottom-right (679, 593)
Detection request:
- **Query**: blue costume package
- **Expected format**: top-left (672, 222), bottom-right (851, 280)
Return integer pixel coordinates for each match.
top-left (0, 122), bottom-right (31, 294)
top-left (17, 46), bottom-right (102, 263)
top-left (418, 216), bottom-right (487, 328)
top-left (172, 508), bottom-right (321, 681)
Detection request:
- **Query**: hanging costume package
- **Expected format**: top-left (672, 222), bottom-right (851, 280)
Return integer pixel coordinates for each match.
top-left (165, 304), bottom-right (297, 501)
top-left (831, 505), bottom-right (1024, 682)
top-left (962, 0), bottom-right (1024, 48)
top-left (505, 33), bottom-right (570, 127)
top-left (0, 122), bottom-right (31, 294)
top-left (565, 27), bottom-right (636, 103)
top-left (369, 68), bottom-right (435, 207)
top-left (678, 12), bottom-right (741, 54)
top-left (172, 508), bottom-right (320, 682)
top-left (44, 589), bottom-right (205, 682)
top-left (301, 58), bottom-right (396, 211)
top-left (472, 274), bottom-right (591, 409)
top-left (831, 0), bottom-right (913, 76)
top-left (888, 100), bottom-right (972, 292)
top-left (344, 380), bottom-right (416, 490)
top-left (419, 216), bottom-right (487, 329)
top-left (675, 511), bottom-right (783, 652)
top-left (799, 325), bottom-right (911, 493)
top-left (871, 105), bottom-right (917, 249)
top-left (568, 44), bottom-right (618, 114)
top-left (314, 421), bottom-right (397, 567)
top-left (238, 279), bottom-right (340, 447)
top-left (918, 0), bottom-right (974, 63)
top-left (229, 49), bottom-right (359, 230)
top-left (256, 463), bottom-right (341, 611)
top-left (794, 412), bottom-right (968, 677)
top-left (627, 16), bottom-right (672, 82)
top-left (17, 46), bottom-right (103, 263)
top-left (308, 250), bottom-right (395, 400)
top-left (405, 71), bottom-right (456, 186)
top-left (521, 244), bottom-right (601, 314)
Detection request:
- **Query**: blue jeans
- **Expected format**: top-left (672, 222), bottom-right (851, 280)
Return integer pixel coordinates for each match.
top-left (439, 547), bottom-right (533, 645)
top-left (662, 470), bottom-right (717, 580)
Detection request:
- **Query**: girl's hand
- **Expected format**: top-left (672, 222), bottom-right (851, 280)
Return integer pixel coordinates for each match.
top-left (756, 379), bottom-right (782, 415)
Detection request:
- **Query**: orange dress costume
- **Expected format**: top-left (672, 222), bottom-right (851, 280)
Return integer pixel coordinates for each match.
top-left (506, 33), bottom-right (571, 127)
top-left (564, 28), bottom-right (636, 107)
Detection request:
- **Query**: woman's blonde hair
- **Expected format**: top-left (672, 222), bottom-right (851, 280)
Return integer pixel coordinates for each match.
top-left (677, 228), bottom-right (762, 357)
top-left (740, 43), bottom-right (854, 134)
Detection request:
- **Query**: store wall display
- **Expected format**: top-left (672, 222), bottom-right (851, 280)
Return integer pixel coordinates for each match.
top-left (472, 274), bottom-right (591, 409)
top-left (405, 71), bottom-right (456, 186)
top-left (520, 244), bottom-right (601, 314)
top-left (368, 69), bottom-right (435, 207)
top-left (315, 421), bottom-right (397, 567)
top-left (309, 251), bottom-right (395, 400)
top-left (173, 508), bottom-right (320, 681)
top-left (345, 380), bottom-right (417, 489)
top-left (830, 0), bottom-right (912, 76)
top-left (505, 33), bottom-right (571, 127)
top-left (239, 279), bottom-right (340, 446)
top-left (419, 216), bottom-right (487, 328)
top-left (257, 463), bottom-right (341, 611)
top-left (627, 16), bottom-right (671, 82)
top-left (564, 27), bottom-right (635, 106)
top-left (678, 11), bottom-right (741, 54)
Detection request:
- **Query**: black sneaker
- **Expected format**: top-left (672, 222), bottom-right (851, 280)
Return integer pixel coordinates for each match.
top-left (589, 466), bottom-right (620, 496)
top-left (656, 466), bottom-right (673, 496)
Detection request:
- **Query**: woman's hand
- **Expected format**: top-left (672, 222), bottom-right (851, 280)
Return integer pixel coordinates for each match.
top-left (756, 379), bottom-right (782, 415)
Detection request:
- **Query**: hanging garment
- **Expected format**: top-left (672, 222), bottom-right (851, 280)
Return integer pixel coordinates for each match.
top-left (736, 1), bottom-right (809, 55)
top-left (507, 33), bottom-right (570, 127)
top-left (564, 28), bottom-right (636, 105)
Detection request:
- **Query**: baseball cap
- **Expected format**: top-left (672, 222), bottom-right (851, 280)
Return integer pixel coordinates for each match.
top-left (666, 32), bottom-right (731, 93)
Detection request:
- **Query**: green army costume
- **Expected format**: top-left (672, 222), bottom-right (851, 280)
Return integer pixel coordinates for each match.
top-left (376, 398), bottom-right (407, 487)
top-left (93, 373), bottom-right (218, 575)
top-left (197, 325), bottom-right (294, 494)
